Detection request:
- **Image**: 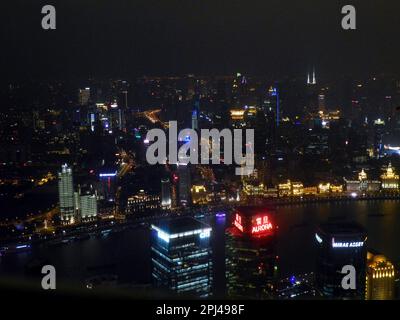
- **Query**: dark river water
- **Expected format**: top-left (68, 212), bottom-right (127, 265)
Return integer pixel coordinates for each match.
top-left (1, 199), bottom-right (399, 293)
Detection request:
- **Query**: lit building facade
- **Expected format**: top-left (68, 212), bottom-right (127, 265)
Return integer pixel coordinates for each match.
top-left (318, 183), bottom-right (331, 194)
top-left (161, 178), bottom-right (172, 209)
top-left (58, 164), bottom-right (75, 223)
top-left (99, 171), bottom-right (117, 202)
top-left (381, 163), bottom-right (399, 190)
top-left (78, 87), bottom-right (91, 106)
top-left (127, 190), bottom-right (160, 214)
top-left (151, 217), bottom-right (213, 297)
top-left (191, 185), bottom-right (208, 205)
top-left (366, 252), bottom-right (395, 300)
top-left (80, 192), bottom-right (98, 221)
top-left (178, 163), bottom-right (191, 206)
top-left (315, 222), bottom-right (367, 299)
top-left (226, 206), bottom-right (278, 299)
top-left (277, 180), bottom-right (304, 197)
top-left (292, 182), bottom-right (304, 196)
top-left (345, 169), bottom-right (381, 193)
top-left (278, 180), bottom-right (291, 197)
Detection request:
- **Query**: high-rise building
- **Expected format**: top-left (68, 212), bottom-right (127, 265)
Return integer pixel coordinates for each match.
top-left (151, 217), bottom-right (213, 297)
top-left (78, 87), bottom-right (91, 106)
top-left (161, 178), bottom-right (172, 209)
top-left (226, 206), bottom-right (279, 298)
top-left (366, 251), bottom-right (395, 300)
top-left (191, 110), bottom-right (198, 131)
top-left (58, 164), bottom-right (75, 223)
top-left (80, 191), bottom-right (98, 221)
top-left (318, 93), bottom-right (326, 112)
top-left (99, 171), bottom-right (117, 202)
top-left (315, 222), bottom-right (367, 299)
top-left (191, 93), bottom-right (200, 131)
top-left (307, 68), bottom-right (317, 85)
top-left (178, 162), bottom-right (191, 206)
top-left (109, 104), bottom-right (125, 132)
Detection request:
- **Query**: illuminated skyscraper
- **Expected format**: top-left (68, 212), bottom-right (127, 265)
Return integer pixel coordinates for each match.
top-left (191, 92), bottom-right (200, 131)
top-left (58, 164), bottom-right (75, 223)
top-left (80, 191), bottom-right (98, 221)
top-left (307, 68), bottom-right (317, 85)
top-left (151, 217), bottom-right (213, 297)
top-left (78, 87), bottom-right (91, 106)
top-left (191, 110), bottom-right (198, 131)
top-left (226, 206), bottom-right (279, 299)
top-left (366, 251), bottom-right (395, 300)
top-left (99, 171), bottom-right (117, 202)
top-left (315, 222), bottom-right (367, 299)
top-left (178, 163), bottom-right (191, 206)
top-left (161, 178), bottom-right (172, 209)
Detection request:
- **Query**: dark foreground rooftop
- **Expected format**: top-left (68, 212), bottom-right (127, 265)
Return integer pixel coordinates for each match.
top-left (151, 217), bottom-right (210, 234)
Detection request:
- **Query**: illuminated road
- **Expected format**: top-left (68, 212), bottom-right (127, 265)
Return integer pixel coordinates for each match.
top-left (139, 109), bottom-right (168, 129)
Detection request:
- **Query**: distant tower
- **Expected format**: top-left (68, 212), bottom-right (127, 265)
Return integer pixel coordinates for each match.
top-left (122, 90), bottom-right (128, 109)
top-left (269, 86), bottom-right (280, 127)
top-left (178, 162), bottom-right (191, 207)
top-left (191, 110), bottom-right (198, 131)
top-left (161, 178), bottom-right (172, 209)
top-left (78, 88), bottom-right (91, 106)
top-left (307, 68), bottom-right (317, 85)
top-left (192, 93), bottom-right (200, 130)
top-left (312, 68), bottom-right (317, 85)
top-left (58, 164), bottom-right (75, 223)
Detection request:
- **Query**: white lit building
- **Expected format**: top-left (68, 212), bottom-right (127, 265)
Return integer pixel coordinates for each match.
top-left (161, 178), bottom-right (172, 209)
top-left (58, 164), bottom-right (75, 223)
top-left (80, 193), bottom-right (98, 220)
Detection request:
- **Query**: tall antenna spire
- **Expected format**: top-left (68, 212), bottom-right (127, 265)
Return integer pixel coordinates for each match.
top-left (312, 67), bottom-right (316, 85)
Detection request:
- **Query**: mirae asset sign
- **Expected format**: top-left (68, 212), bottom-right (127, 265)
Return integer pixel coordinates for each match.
top-left (145, 121), bottom-right (254, 176)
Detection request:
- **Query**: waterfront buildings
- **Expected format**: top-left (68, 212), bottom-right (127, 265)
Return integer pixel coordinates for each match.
top-left (191, 185), bottom-right (208, 205)
top-left (344, 169), bottom-right (381, 193)
top-left (127, 190), bottom-right (160, 214)
top-left (381, 163), bottom-right (399, 190)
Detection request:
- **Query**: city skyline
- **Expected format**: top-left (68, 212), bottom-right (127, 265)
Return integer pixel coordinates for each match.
top-left (1, 1), bottom-right (400, 308)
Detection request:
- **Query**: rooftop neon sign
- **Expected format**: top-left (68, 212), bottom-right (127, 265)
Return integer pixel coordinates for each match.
top-left (251, 215), bottom-right (273, 235)
top-left (99, 172), bottom-right (117, 177)
top-left (152, 225), bottom-right (212, 243)
top-left (331, 237), bottom-right (364, 248)
top-left (233, 212), bottom-right (274, 236)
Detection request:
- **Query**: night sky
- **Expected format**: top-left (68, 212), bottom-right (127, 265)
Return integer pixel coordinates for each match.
top-left (2, 0), bottom-right (400, 81)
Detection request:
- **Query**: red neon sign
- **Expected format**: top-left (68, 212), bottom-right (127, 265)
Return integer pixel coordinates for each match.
top-left (251, 215), bottom-right (273, 235)
top-left (234, 213), bottom-right (244, 232)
